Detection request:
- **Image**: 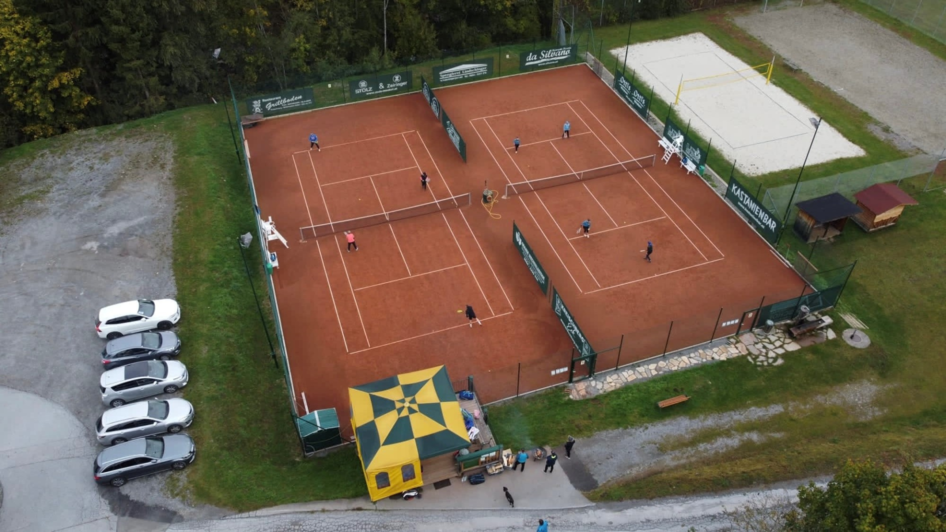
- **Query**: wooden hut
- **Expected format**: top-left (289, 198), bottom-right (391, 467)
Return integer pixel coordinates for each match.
top-left (793, 193), bottom-right (862, 243)
top-left (852, 183), bottom-right (918, 231)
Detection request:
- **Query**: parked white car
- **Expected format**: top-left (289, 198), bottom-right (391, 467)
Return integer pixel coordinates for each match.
top-left (96, 299), bottom-right (180, 339)
top-left (96, 399), bottom-right (195, 445)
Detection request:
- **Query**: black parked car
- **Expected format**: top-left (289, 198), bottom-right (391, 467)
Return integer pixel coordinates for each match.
top-left (101, 331), bottom-right (181, 368)
top-left (93, 434), bottom-right (196, 487)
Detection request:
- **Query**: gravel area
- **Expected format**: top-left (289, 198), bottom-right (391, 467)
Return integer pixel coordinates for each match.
top-left (0, 128), bottom-right (225, 529)
top-left (575, 381), bottom-right (884, 487)
top-left (735, 3), bottom-right (946, 156)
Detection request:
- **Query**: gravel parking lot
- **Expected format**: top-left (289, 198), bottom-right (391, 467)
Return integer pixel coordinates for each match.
top-left (736, 3), bottom-right (946, 155)
top-left (0, 129), bottom-right (224, 530)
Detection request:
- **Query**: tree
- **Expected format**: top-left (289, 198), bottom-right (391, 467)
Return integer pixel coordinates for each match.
top-left (0, 0), bottom-right (93, 139)
top-left (786, 460), bottom-right (946, 531)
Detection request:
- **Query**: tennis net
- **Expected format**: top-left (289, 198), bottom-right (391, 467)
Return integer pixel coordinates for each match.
top-left (503, 154), bottom-right (657, 198)
top-left (299, 192), bottom-right (471, 241)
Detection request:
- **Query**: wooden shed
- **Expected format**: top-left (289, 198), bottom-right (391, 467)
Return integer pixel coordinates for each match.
top-left (852, 183), bottom-right (918, 231)
top-left (793, 193), bottom-right (862, 243)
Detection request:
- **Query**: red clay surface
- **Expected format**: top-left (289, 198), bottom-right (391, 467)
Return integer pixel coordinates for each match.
top-left (244, 65), bottom-right (806, 427)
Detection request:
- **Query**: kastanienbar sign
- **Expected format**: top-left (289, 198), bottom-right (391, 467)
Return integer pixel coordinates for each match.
top-left (726, 176), bottom-right (781, 242)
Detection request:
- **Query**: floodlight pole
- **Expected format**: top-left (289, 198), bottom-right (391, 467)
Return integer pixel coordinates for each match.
top-left (620, 0), bottom-right (642, 78)
top-left (781, 117), bottom-right (822, 226)
top-left (238, 235), bottom-right (278, 368)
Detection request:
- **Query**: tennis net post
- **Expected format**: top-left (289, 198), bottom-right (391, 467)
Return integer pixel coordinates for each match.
top-left (503, 154), bottom-right (656, 198)
top-left (299, 192), bottom-right (471, 241)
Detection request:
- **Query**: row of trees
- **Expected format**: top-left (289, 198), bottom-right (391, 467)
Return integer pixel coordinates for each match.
top-left (0, 0), bottom-right (552, 148)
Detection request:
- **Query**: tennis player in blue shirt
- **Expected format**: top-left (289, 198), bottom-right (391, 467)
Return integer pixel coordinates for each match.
top-left (562, 120), bottom-right (571, 139)
top-left (309, 133), bottom-right (320, 151)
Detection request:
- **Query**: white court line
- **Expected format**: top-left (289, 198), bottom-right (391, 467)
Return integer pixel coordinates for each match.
top-left (414, 131), bottom-right (459, 199)
top-left (566, 216), bottom-right (666, 240)
top-left (389, 225), bottom-right (411, 276)
top-left (441, 212), bottom-right (494, 316)
top-left (354, 264), bottom-right (466, 291)
top-left (368, 176), bottom-right (387, 215)
top-left (484, 117), bottom-right (601, 287)
top-left (334, 234), bottom-right (370, 346)
top-left (576, 100), bottom-right (725, 259)
top-left (291, 130), bottom-right (416, 154)
top-left (505, 132), bottom-right (591, 150)
top-left (458, 209), bottom-right (514, 311)
top-left (584, 258), bottom-right (725, 295)
top-left (548, 141), bottom-right (618, 228)
top-left (402, 133), bottom-right (441, 204)
top-left (306, 151), bottom-right (335, 231)
top-left (316, 240), bottom-right (349, 352)
top-left (565, 101), bottom-right (708, 262)
top-left (291, 153), bottom-right (315, 228)
top-left (468, 118), bottom-right (583, 293)
top-left (474, 100), bottom-right (581, 121)
top-left (347, 312), bottom-right (513, 355)
top-left (321, 166), bottom-right (418, 187)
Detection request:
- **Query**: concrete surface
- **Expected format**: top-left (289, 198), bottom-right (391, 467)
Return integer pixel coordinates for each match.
top-left (736, 3), bottom-right (946, 156)
top-left (0, 386), bottom-right (114, 532)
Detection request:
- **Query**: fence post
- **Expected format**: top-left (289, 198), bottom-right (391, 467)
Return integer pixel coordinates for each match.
top-left (662, 321), bottom-right (674, 355)
top-left (789, 282), bottom-right (810, 322)
top-left (614, 334), bottom-right (625, 370)
top-left (835, 260), bottom-right (858, 305)
top-left (467, 375), bottom-right (474, 393)
top-left (910, 0), bottom-right (924, 23)
top-left (516, 362), bottom-right (521, 397)
top-left (710, 307), bottom-right (724, 341)
top-left (750, 296), bottom-right (766, 332)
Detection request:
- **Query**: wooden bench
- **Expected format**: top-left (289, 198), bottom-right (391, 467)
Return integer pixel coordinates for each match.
top-left (657, 395), bottom-right (690, 409)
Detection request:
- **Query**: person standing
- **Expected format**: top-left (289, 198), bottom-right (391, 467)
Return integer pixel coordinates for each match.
top-left (514, 137), bottom-right (520, 153)
top-left (579, 218), bottom-right (591, 238)
top-left (420, 171), bottom-right (429, 191)
top-left (345, 231), bottom-right (358, 252)
top-left (544, 451), bottom-right (558, 473)
top-left (309, 133), bottom-right (320, 151)
top-left (562, 121), bottom-right (570, 139)
top-left (537, 519), bottom-right (549, 532)
top-left (513, 449), bottom-right (528, 472)
top-left (645, 240), bottom-right (653, 262)
top-left (503, 487), bottom-right (515, 508)
top-left (564, 436), bottom-right (575, 459)
top-left (465, 305), bottom-right (482, 327)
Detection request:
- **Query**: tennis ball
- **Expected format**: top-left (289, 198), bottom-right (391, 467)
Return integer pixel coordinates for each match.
top-left (457, 309), bottom-right (463, 313)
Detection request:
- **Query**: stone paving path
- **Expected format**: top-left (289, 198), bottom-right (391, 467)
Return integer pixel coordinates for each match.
top-left (569, 325), bottom-right (835, 400)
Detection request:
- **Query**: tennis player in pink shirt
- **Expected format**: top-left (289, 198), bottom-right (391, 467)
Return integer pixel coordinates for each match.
top-left (345, 231), bottom-right (358, 252)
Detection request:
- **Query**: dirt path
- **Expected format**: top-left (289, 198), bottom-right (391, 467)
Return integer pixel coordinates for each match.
top-left (735, 3), bottom-right (946, 155)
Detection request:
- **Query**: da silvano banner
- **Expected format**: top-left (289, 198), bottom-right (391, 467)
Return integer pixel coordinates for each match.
top-left (349, 71), bottom-right (413, 100)
top-left (421, 76), bottom-right (441, 119)
top-left (440, 109), bottom-right (466, 162)
top-left (725, 175), bottom-right (782, 243)
top-left (433, 58), bottom-right (494, 86)
top-left (246, 87), bottom-right (315, 117)
top-left (520, 45), bottom-right (577, 70)
top-left (512, 222), bottom-right (549, 294)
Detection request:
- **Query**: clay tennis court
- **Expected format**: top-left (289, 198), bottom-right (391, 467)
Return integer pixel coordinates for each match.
top-left (244, 65), bottom-right (807, 426)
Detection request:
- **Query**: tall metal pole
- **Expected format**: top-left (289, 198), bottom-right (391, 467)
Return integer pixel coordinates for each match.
top-left (782, 117), bottom-right (822, 224)
top-left (620, 0), bottom-right (641, 78)
top-left (238, 236), bottom-right (278, 367)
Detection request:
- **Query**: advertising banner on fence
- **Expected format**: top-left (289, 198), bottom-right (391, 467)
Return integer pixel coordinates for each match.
top-left (440, 109), bottom-right (467, 162)
top-left (613, 73), bottom-right (649, 119)
top-left (433, 57), bottom-right (494, 86)
top-left (520, 45), bottom-right (577, 70)
top-left (421, 76), bottom-right (440, 119)
top-left (663, 117), bottom-right (708, 168)
top-left (552, 288), bottom-right (594, 357)
top-left (725, 175), bottom-right (782, 243)
top-left (246, 87), bottom-right (315, 117)
top-left (512, 222), bottom-right (549, 294)
top-left (349, 71), bottom-right (413, 100)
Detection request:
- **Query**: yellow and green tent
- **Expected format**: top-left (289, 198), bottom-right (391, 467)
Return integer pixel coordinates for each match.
top-left (349, 365), bottom-right (470, 501)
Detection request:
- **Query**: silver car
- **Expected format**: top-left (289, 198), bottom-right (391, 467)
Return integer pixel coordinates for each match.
top-left (93, 434), bottom-right (196, 487)
top-left (96, 399), bottom-right (195, 445)
top-left (100, 360), bottom-right (189, 408)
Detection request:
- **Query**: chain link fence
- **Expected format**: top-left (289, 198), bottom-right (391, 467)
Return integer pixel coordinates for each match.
top-left (860, 0), bottom-right (946, 44)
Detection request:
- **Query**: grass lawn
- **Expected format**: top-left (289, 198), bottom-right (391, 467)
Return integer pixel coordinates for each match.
top-left (129, 105), bottom-right (367, 510)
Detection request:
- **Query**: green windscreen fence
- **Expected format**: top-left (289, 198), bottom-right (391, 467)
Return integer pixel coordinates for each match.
top-left (725, 175), bottom-right (782, 244)
top-left (613, 73), bottom-right (650, 119)
top-left (512, 222), bottom-right (549, 294)
top-left (663, 116), bottom-right (709, 170)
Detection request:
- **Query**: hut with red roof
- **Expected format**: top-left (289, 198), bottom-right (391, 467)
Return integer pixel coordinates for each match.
top-left (852, 183), bottom-right (918, 232)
